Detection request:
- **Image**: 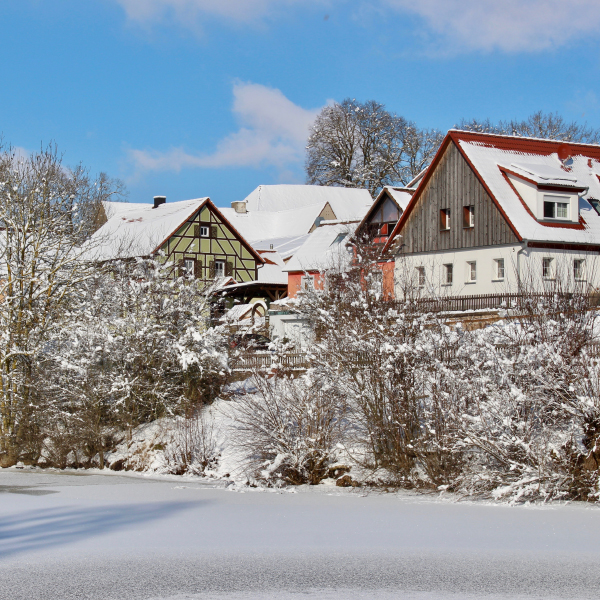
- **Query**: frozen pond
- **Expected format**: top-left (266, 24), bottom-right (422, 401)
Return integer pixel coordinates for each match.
top-left (0, 469), bottom-right (599, 599)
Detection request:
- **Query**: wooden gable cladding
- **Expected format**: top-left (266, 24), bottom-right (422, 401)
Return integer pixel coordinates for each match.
top-left (399, 141), bottom-right (519, 253)
top-left (159, 200), bottom-right (260, 283)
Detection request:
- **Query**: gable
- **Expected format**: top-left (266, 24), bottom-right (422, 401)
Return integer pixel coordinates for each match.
top-left (396, 141), bottom-right (519, 253)
top-left (159, 200), bottom-right (263, 283)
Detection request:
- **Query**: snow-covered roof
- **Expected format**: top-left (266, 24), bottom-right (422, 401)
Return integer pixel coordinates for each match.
top-left (243, 184), bottom-right (372, 215)
top-left (220, 301), bottom-right (267, 324)
top-left (250, 234), bottom-right (311, 260)
top-left (221, 185), bottom-right (373, 245)
top-left (385, 131), bottom-right (600, 251)
top-left (84, 198), bottom-right (209, 261)
top-left (220, 204), bottom-right (324, 243)
top-left (256, 250), bottom-right (288, 285)
top-left (101, 201), bottom-right (140, 220)
top-left (284, 222), bottom-right (358, 273)
top-left (456, 133), bottom-right (600, 244)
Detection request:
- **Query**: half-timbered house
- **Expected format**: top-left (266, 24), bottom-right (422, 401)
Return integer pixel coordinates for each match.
top-left (383, 131), bottom-right (600, 297)
top-left (88, 196), bottom-right (264, 283)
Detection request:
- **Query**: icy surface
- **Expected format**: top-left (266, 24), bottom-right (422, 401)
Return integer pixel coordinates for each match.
top-left (1, 470), bottom-right (599, 599)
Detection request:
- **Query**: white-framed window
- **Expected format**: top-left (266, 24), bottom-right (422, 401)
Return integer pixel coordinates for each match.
top-left (463, 205), bottom-right (474, 228)
top-left (301, 275), bottom-right (314, 290)
top-left (200, 225), bottom-right (210, 238)
top-left (443, 263), bottom-right (453, 285)
top-left (466, 261), bottom-right (476, 283)
top-left (184, 258), bottom-right (195, 276)
top-left (440, 208), bottom-right (450, 231)
top-left (574, 259), bottom-right (586, 281)
top-left (542, 257), bottom-right (554, 279)
top-left (543, 195), bottom-right (569, 220)
top-left (494, 258), bottom-right (505, 280)
top-left (416, 266), bottom-right (425, 287)
top-left (214, 260), bottom-right (225, 279)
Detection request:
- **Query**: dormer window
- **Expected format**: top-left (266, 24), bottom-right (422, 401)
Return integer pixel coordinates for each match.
top-left (543, 196), bottom-right (569, 220)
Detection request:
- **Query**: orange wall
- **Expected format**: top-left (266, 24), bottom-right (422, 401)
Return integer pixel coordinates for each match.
top-left (288, 265), bottom-right (394, 299)
top-left (287, 271), bottom-right (323, 298)
top-left (380, 261), bottom-right (395, 300)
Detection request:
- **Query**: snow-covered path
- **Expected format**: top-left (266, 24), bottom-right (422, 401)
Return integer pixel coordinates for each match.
top-left (0, 470), bottom-right (599, 599)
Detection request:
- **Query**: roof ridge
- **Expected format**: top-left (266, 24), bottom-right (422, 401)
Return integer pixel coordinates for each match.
top-left (450, 129), bottom-right (600, 149)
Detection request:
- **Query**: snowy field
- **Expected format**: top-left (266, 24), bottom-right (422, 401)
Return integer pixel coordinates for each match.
top-left (1, 469), bottom-right (599, 600)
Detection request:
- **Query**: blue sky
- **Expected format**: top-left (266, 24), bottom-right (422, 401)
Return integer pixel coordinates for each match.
top-left (1, 0), bottom-right (600, 207)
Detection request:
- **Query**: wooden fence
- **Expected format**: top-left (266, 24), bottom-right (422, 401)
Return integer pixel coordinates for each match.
top-left (413, 292), bottom-right (600, 313)
top-left (231, 342), bottom-right (600, 374)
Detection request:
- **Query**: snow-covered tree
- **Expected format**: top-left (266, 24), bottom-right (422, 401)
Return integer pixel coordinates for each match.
top-left (38, 258), bottom-right (228, 468)
top-left (0, 144), bottom-right (125, 466)
top-left (458, 111), bottom-right (600, 144)
top-left (306, 99), bottom-right (442, 197)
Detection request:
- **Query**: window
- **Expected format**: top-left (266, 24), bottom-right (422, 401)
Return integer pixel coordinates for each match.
top-left (463, 205), bottom-right (475, 228)
top-left (440, 208), bottom-right (450, 230)
top-left (574, 259), bottom-right (585, 281)
top-left (184, 258), bottom-right (195, 276)
top-left (214, 260), bottom-right (225, 278)
top-left (416, 266), bottom-right (425, 287)
top-left (466, 261), bottom-right (476, 283)
top-left (301, 275), bottom-right (314, 290)
top-left (543, 196), bottom-right (569, 220)
top-left (495, 258), bottom-right (505, 280)
top-left (590, 199), bottom-right (600, 215)
top-left (199, 225), bottom-right (210, 238)
top-left (443, 263), bottom-right (453, 285)
top-left (542, 257), bottom-right (554, 279)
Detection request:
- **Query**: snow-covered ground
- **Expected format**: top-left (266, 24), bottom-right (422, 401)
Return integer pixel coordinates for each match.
top-left (1, 469), bottom-right (599, 599)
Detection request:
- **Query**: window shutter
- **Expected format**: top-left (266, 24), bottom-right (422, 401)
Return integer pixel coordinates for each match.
top-left (225, 261), bottom-right (233, 277)
top-left (211, 225), bottom-right (218, 239)
top-left (194, 224), bottom-right (199, 237)
top-left (195, 259), bottom-right (202, 279)
top-left (209, 261), bottom-right (215, 279)
top-left (177, 258), bottom-right (184, 278)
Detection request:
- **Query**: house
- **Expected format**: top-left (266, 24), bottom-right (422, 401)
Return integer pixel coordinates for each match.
top-left (383, 131), bottom-right (600, 296)
top-left (216, 184), bottom-right (373, 302)
top-left (283, 221), bottom-right (358, 298)
top-left (352, 180), bottom-right (421, 299)
top-left (220, 184), bottom-right (373, 254)
top-left (87, 196), bottom-right (264, 284)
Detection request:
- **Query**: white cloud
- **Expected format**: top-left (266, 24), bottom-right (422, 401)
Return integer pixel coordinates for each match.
top-left (115, 0), bottom-right (325, 28)
top-left (128, 81), bottom-right (322, 175)
top-left (383, 0), bottom-right (600, 52)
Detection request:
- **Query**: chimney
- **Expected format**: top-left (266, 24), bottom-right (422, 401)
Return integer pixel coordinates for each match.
top-left (231, 201), bottom-right (247, 214)
top-left (153, 196), bottom-right (166, 209)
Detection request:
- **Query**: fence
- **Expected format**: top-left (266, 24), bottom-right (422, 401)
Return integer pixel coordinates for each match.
top-left (412, 292), bottom-right (600, 314)
top-left (231, 342), bottom-right (600, 374)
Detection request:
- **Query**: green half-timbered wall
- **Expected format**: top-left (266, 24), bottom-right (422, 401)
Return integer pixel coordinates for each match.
top-left (158, 203), bottom-right (259, 283)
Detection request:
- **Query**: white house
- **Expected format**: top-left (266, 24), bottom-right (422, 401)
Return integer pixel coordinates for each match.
top-left (383, 131), bottom-right (600, 296)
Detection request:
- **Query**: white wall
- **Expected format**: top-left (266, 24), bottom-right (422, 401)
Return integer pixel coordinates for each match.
top-left (269, 313), bottom-right (314, 349)
top-left (395, 244), bottom-right (600, 297)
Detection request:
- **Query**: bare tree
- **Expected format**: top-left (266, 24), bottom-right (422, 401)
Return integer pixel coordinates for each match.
top-left (306, 99), bottom-right (442, 197)
top-left (0, 144), bottom-right (125, 466)
top-left (458, 110), bottom-right (600, 144)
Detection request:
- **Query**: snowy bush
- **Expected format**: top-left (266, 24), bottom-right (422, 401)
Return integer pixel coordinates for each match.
top-left (293, 247), bottom-right (600, 500)
top-left (36, 258), bottom-right (228, 468)
top-left (163, 407), bottom-right (219, 475)
top-left (231, 374), bottom-right (348, 485)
